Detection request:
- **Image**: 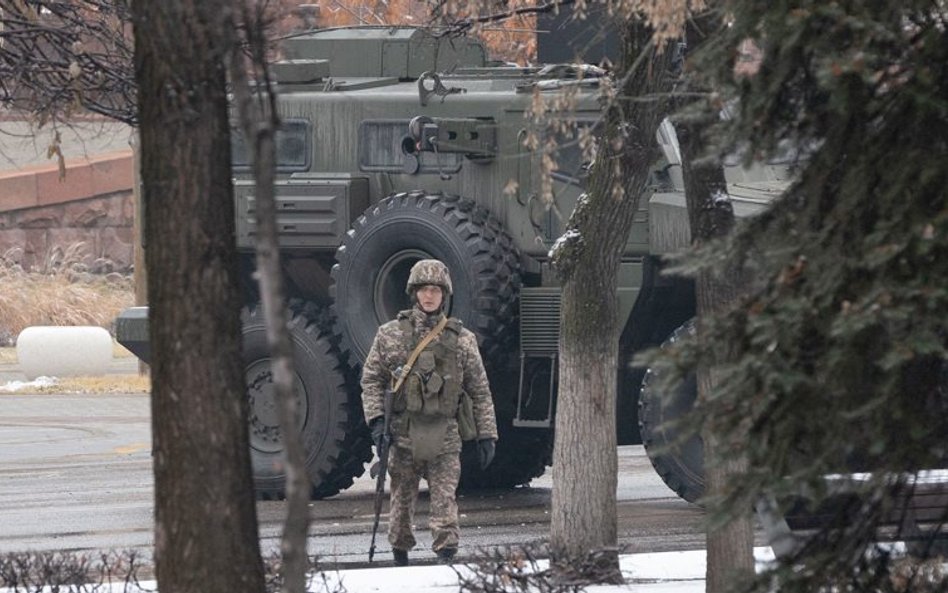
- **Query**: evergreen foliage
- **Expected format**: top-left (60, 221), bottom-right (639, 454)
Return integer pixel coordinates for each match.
top-left (648, 2), bottom-right (948, 590)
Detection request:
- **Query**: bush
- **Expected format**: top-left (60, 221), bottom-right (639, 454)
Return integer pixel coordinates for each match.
top-left (0, 550), bottom-right (346, 593)
top-left (0, 550), bottom-right (151, 593)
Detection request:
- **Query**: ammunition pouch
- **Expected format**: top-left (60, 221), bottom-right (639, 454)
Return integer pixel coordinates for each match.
top-left (408, 414), bottom-right (449, 462)
top-left (397, 312), bottom-right (476, 453)
top-left (457, 391), bottom-right (477, 442)
top-left (400, 315), bottom-right (462, 420)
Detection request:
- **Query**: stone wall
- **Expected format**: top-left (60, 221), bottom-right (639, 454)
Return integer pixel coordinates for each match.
top-left (0, 151), bottom-right (135, 272)
top-left (0, 192), bottom-right (134, 271)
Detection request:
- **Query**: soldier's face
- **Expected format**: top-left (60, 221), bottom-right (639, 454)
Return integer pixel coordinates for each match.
top-left (416, 284), bottom-right (444, 313)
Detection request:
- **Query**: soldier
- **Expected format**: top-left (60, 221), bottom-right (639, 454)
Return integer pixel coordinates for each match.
top-left (361, 259), bottom-right (498, 566)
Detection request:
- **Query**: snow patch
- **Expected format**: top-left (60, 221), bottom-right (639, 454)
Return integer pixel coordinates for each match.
top-left (0, 376), bottom-right (58, 393)
top-left (548, 228), bottom-right (582, 259)
top-left (0, 548), bottom-right (837, 593)
top-left (712, 190), bottom-right (732, 205)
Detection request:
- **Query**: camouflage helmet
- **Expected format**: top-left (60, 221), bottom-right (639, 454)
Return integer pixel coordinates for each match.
top-left (406, 259), bottom-right (453, 296)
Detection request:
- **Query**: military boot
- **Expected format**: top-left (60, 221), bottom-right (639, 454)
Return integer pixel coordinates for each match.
top-left (393, 549), bottom-right (409, 566)
top-left (435, 547), bottom-right (457, 564)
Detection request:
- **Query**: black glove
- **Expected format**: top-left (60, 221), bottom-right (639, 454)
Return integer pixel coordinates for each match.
top-left (477, 438), bottom-right (496, 470)
top-left (369, 417), bottom-right (386, 451)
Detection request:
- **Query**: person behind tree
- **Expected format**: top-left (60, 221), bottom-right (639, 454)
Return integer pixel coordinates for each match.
top-left (360, 259), bottom-right (498, 566)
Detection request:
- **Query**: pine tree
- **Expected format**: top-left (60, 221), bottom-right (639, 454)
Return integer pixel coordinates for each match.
top-left (678, 2), bottom-right (948, 590)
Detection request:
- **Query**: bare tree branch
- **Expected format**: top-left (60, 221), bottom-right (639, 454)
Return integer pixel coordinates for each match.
top-left (0, 1), bottom-right (136, 124)
top-left (435, 0), bottom-right (573, 37)
top-left (227, 3), bottom-right (311, 593)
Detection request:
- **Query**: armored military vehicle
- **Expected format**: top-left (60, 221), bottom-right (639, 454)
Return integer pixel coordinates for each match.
top-left (117, 26), bottom-right (791, 502)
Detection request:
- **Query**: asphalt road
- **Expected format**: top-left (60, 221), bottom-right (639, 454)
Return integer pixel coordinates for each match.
top-left (0, 367), bottom-right (741, 569)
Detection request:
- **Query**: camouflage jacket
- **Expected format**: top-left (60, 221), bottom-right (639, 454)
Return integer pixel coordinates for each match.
top-left (361, 306), bottom-right (498, 453)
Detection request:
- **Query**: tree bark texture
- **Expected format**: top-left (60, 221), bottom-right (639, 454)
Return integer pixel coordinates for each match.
top-left (550, 24), bottom-right (679, 572)
top-left (678, 116), bottom-right (754, 593)
top-left (132, 3), bottom-right (266, 593)
top-left (553, 251), bottom-right (622, 564)
top-left (131, 134), bottom-right (149, 376)
top-left (227, 13), bottom-right (311, 592)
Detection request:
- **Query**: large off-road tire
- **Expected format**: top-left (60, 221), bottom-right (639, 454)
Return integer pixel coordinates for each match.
top-left (638, 320), bottom-right (705, 504)
top-left (243, 303), bottom-right (372, 500)
top-left (332, 191), bottom-right (549, 488)
top-left (459, 425), bottom-right (553, 489)
top-left (331, 191), bottom-right (519, 366)
top-left (459, 365), bottom-right (553, 489)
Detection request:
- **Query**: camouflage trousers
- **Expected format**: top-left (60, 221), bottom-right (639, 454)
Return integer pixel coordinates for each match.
top-left (387, 445), bottom-right (461, 553)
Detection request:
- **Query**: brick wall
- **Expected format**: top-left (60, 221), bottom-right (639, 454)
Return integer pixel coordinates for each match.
top-left (0, 151), bottom-right (135, 272)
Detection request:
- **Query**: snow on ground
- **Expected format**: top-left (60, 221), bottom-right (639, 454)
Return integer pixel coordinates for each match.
top-left (321, 550), bottom-right (719, 593)
top-left (18, 548), bottom-right (776, 593)
top-left (0, 376), bottom-right (57, 392)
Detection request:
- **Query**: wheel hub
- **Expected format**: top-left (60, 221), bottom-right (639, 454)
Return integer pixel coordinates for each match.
top-left (245, 358), bottom-right (308, 454)
top-left (374, 249), bottom-right (428, 322)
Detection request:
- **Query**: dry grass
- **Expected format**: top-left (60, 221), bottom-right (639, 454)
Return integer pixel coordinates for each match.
top-left (0, 343), bottom-right (149, 393)
top-left (0, 243), bottom-right (134, 345)
top-left (0, 243), bottom-right (141, 394)
top-left (47, 375), bottom-right (150, 394)
top-left (0, 374), bottom-right (150, 394)
top-left (0, 348), bottom-right (15, 364)
top-left (112, 341), bottom-right (134, 357)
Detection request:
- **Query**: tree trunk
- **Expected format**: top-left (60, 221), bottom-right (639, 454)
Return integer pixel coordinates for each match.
top-left (550, 24), bottom-right (678, 578)
top-left (553, 246), bottom-right (621, 568)
top-left (131, 133), bottom-right (148, 376)
top-left (677, 113), bottom-right (755, 593)
top-left (227, 6), bottom-right (311, 591)
top-left (132, 3), bottom-right (266, 592)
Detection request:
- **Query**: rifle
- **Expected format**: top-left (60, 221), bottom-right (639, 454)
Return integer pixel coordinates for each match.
top-left (368, 378), bottom-right (395, 563)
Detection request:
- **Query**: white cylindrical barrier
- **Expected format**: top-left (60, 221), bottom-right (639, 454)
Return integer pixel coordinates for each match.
top-left (16, 326), bottom-right (113, 380)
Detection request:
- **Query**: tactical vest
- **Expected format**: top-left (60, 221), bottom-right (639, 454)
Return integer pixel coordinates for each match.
top-left (396, 312), bottom-right (463, 419)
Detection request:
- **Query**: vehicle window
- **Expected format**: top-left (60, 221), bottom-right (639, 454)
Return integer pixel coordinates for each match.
top-left (548, 121), bottom-right (596, 186)
top-left (231, 119), bottom-right (310, 171)
top-left (358, 120), bottom-right (462, 174)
